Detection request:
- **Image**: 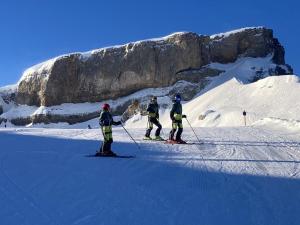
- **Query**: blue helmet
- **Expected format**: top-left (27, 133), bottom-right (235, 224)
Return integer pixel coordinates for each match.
top-left (174, 94), bottom-right (181, 102)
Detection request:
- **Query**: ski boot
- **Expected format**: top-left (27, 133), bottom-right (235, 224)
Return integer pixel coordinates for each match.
top-left (176, 139), bottom-right (187, 144)
top-left (154, 136), bottom-right (164, 141)
top-left (143, 136), bottom-right (152, 140)
top-left (95, 150), bottom-right (117, 157)
top-left (165, 138), bottom-right (177, 144)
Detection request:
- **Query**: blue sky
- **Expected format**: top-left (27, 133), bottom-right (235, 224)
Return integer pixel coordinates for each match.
top-left (0, 0), bottom-right (298, 86)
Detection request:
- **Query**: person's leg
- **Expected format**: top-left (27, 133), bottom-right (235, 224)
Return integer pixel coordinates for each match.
top-left (152, 118), bottom-right (162, 137)
top-left (101, 140), bottom-right (110, 153)
top-left (145, 119), bottom-right (153, 137)
top-left (169, 121), bottom-right (177, 140)
top-left (101, 126), bottom-right (112, 154)
top-left (107, 138), bottom-right (116, 156)
top-left (175, 121), bottom-right (183, 141)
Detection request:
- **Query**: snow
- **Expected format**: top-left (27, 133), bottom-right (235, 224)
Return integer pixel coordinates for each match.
top-left (0, 80), bottom-right (189, 121)
top-left (5, 54), bottom-right (280, 124)
top-left (2, 71), bottom-right (300, 224)
top-left (0, 84), bottom-right (17, 95)
top-left (210, 26), bottom-right (264, 39)
top-left (204, 54), bottom-right (277, 90)
top-left (183, 75), bottom-right (300, 128)
top-left (19, 57), bottom-right (57, 83)
top-left (125, 75), bottom-right (300, 131)
top-left (0, 97), bottom-right (14, 114)
top-left (1, 124), bottom-right (300, 225)
top-left (1, 26), bottom-right (299, 223)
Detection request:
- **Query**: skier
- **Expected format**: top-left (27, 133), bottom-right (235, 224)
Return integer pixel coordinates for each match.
top-left (144, 96), bottom-right (163, 140)
top-left (96, 103), bottom-right (122, 156)
top-left (168, 94), bottom-right (187, 144)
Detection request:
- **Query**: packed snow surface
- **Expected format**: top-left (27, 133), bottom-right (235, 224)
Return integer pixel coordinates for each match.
top-left (1, 71), bottom-right (300, 224)
top-left (1, 125), bottom-right (300, 225)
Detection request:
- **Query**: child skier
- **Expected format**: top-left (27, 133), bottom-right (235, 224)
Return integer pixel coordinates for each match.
top-left (169, 94), bottom-right (187, 144)
top-left (96, 103), bottom-right (122, 156)
top-left (144, 96), bottom-right (163, 140)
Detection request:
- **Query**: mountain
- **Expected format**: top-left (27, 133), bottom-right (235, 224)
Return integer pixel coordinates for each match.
top-left (0, 27), bottom-right (294, 126)
top-left (16, 27), bottom-right (292, 107)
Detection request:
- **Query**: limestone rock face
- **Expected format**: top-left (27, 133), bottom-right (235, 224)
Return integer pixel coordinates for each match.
top-left (16, 27), bottom-right (292, 107)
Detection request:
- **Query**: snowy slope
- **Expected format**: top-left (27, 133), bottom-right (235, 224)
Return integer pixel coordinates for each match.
top-left (1, 125), bottom-right (300, 225)
top-left (0, 84), bottom-right (17, 96)
top-left (1, 55), bottom-right (286, 126)
top-left (0, 80), bottom-right (178, 121)
top-left (184, 75), bottom-right (300, 127)
top-left (126, 75), bottom-right (300, 131)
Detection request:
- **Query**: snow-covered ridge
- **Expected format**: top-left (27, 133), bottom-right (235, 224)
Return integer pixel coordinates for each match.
top-left (19, 32), bottom-right (189, 82)
top-left (19, 27), bottom-right (266, 83)
top-left (210, 26), bottom-right (264, 39)
top-left (0, 84), bottom-right (18, 95)
top-left (80, 32), bottom-right (188, 60)
top-left (19, 55), bottom-right (70, 83)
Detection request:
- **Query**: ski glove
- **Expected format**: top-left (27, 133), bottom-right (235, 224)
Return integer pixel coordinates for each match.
top-left (114, 121), bottom-right (122, 125)
top-left (182, 115), bottom-right (187, 119)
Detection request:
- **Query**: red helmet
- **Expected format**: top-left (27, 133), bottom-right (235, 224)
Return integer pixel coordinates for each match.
top-left (102, 103), bottom-right (110, 110)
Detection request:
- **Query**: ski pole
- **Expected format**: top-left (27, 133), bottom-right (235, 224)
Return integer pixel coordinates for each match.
top-left (121, 124), bottom-right (141, 150)
top-left (184, 117), bottom-right (202, 144)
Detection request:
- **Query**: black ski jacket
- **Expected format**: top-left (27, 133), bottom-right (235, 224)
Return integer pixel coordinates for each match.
top-left (147, 102), bottom-right (159, 118)
top-left (170, 101), bottom-right (182, 121)
top-left (99, 110), bottom-right (121, 126)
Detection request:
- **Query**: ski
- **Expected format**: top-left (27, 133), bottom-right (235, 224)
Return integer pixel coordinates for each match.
top-left (143, 138), bottom-right (166, 142)
top-left (165, 140), bottom-right (203, 145)
top-left (85, 154), bottom-right (135, 158)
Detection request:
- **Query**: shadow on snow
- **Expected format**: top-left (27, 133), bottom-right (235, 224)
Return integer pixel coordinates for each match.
top-left (0, 131), bottom-right (300, 225)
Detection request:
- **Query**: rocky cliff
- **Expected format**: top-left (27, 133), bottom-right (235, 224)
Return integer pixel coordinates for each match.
top-left (16, 27), bottom-right (292, 107)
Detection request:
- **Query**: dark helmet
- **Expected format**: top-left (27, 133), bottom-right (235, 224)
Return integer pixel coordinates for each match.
top-left (102, 103), bottom-right (110, 111)
top-left (174, 94), bottom-right (181, 102)
top-left (151, 96), bottom-right (157, 102)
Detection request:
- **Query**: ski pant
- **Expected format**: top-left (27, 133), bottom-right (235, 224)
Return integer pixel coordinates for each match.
top-left (145, 117), bottom-right (162, 137)
top-left (169, 120), bottom-right (183, 141)
top-left (100, 126), bottom-right (113, 153)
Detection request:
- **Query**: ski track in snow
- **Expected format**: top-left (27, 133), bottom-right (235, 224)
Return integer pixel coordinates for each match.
top-left (1, 126), bottom-right (300, 225)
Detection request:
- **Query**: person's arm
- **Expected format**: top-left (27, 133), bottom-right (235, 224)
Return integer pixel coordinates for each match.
top-left (170, 104), bottom-right (175, 121)
top-left (146, 104), bottom-right (151, 112)
top-left (112, 114), bottom-right (122, 126)
top-left (99, 112), bottom-right (104, 126)
top-left (112, 120), bottom-right (122, 126)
